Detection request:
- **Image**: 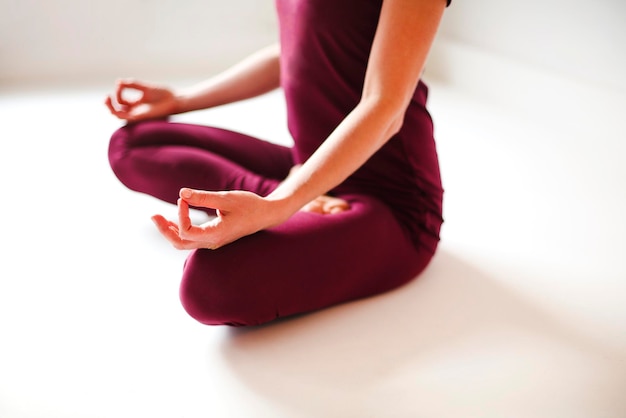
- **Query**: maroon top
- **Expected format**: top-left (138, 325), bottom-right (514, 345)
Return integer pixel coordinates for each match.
top-left (276, 0), bottom-right (445, 252)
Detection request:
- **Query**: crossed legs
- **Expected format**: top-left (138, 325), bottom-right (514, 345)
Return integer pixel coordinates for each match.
top-left (109, 120), bottom-right (431, 326)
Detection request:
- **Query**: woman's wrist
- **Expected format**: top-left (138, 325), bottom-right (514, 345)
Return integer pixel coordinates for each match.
top-left (172, 91), bottom-right (193, 115)
top-left (265, 188), bottom-right (304, 224)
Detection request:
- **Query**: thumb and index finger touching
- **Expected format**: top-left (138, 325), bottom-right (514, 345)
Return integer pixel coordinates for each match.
top-left (176, 188), bottom-right (232, 246)
top-left (115, 79), bottom-right (149, 106)
top-left (104, 79), bottom-right (147, 117)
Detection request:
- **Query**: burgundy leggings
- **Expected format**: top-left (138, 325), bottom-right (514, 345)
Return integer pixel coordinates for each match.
top-left (108, 120), bottom-right (433, 326)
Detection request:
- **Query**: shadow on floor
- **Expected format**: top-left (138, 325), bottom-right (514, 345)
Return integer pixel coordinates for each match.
top-left (217, 248), bottom-right (626, 416)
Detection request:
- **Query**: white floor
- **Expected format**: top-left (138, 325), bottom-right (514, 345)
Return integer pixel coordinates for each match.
top-left (1, 67), bottom-right (625, 417)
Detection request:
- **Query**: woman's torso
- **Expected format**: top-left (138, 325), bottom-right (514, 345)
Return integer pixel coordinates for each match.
top-left (276, 0), bottom-right (444, 251)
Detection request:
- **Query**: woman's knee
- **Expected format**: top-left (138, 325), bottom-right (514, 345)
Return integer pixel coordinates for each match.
top-left (107, 125), bottom-right (134, 181)
top-left (179, 280), bottom-right (274, 327)
top-left (107, 122), bottom-right (166, 194)
top-left (108, 121), bottom-right (162, 174)
top-left (178, 251), bottom-right (276, 327)
top-left (108, 125), bottom-right (125, 157)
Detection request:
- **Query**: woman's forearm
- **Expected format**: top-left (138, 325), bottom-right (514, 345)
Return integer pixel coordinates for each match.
top-left (174, 43), bottom-right (281, 114)
top-left (267, 96), bottom-right (404, 216)
top-left (267, 0), bottom-right (445, 221)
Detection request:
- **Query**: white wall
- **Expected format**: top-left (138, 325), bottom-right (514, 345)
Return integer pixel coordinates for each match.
top-left (434, 0), bottom-right (626, 93)
top-left (0, 0), bottom-right (278, 86)
top-left (2, 0), bottom-right (625, 93)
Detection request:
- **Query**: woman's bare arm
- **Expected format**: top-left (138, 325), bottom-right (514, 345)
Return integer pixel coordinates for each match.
top-left (267, 0), bottom-right (446, 215)
top-left (174, 43), bottom-right (281, 114)
top-left (153, 0), bottom-right (447, 249)
top-left (106, 43), bottom-right (280, 121)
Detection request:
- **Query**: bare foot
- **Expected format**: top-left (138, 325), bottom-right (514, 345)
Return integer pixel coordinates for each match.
top-left (285, 165), bottom-right (350, 215)
top-left (301, 195), bottom-right (350, 215)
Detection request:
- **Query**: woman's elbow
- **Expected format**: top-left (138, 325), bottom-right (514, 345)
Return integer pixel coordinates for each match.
top-left (362, 95), bottom-right (408, 138)
top-left (388, 113), bottom-right (405, 136)
top-left (380, 102), bottom-right (407, 138)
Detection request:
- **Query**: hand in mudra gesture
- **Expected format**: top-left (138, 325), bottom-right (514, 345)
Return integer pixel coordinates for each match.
top-left (151, 188), bottom-right (285, 250)
top-left (105, 79), bottom-right (178, 122)
top-left (151, 186), bottom-right (350, 250)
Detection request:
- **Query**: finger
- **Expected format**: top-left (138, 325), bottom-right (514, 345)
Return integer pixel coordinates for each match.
top-left (151, 214), bottom-right (180, 240)
top-left (118, 78), bottom-right (149, 91)
top-left (105, 95), bottom-right (128, 117)
top-left (116, 78), bottom-right (147, 106)
top-left (104, 95), bottom-right (117, 113)
top-left (174, 196), bottom-right (219, 243)
top-left (177, 211), bottom-right (222, 244)
top-left (177, 198), bottom-right (192, 235)
top-left (115, 79), bottom-right (131, 105)
top-left (105, 95), bottom-right (132, 120)
top-left (180, 188), bottom-right (228, 210)
top-left (151, 215), bottom-right (196, 250)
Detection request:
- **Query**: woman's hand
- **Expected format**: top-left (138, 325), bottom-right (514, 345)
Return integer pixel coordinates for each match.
top-left (105, 79), bottom-right (178, 122)
top-left (151, 188), bottom-right (288, 250)
top-left (151, 185), bottom-right (350, 250)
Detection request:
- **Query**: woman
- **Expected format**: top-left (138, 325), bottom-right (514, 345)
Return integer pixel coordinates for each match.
top-left (106, 0), bottom-right (449, 326)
